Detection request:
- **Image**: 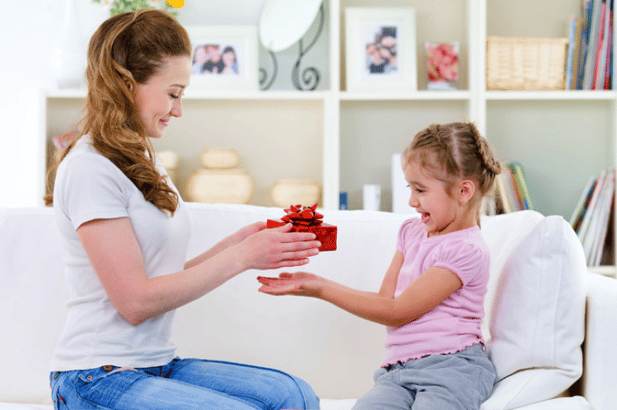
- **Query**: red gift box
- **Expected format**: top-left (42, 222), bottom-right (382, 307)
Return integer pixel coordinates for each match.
top-left (266, 204), bottom-right (337, 251)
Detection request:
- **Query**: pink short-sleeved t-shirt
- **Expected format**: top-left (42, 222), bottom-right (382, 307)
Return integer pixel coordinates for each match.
top-left (382, 218), bottom-right (490, 367)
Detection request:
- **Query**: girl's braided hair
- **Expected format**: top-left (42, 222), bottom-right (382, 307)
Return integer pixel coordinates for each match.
top-left (403, 122), bottom-right (502, 220)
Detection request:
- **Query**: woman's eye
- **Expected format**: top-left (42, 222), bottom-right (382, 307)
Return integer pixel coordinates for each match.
top-left (170, 94), bottom-right (179, 99)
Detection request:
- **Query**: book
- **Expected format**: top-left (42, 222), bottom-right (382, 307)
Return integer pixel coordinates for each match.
top-left (509, 162), bottom-right (534, 210)
top-left (570, 170), bottom-right (615, 266)
top-left (583, 0), bottom-right (604, 89)
top-left (504, 166), bottom-right (523, 211)
top-left (591, 170), bottom-right (615, 265)
top-left (571, 18), bottom-right (584, 89)
top-left (578, 169), bottom-right (607, 243)
top-left (565, 16), bottom-right (578, 89)
top-left (593, 0), bottom-right (609, 89)
top-left (570, 175), bottom-right (597, 228)
top-left (495, 173), bottom-right (514, 214)
top-left (577, 0), bottom-right (594, 89)
top-left (604, 0), bottom-right (614, 89)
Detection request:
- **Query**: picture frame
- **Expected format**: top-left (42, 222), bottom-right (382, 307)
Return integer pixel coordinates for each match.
top-left (425, 41), bottom-right (460, 90)
top-left (345, 8), bottom-right (417, 92)
top-left (185, 25), bottom-right (259, 91)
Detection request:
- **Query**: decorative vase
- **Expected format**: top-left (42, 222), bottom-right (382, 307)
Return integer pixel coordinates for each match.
top-left (51, 0), bottom-right (87, 89)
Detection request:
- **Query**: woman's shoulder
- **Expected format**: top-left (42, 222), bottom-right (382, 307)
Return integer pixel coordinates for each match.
top-left (61, 137), bottom-right (112, 171)
top-left (57, 138), bottom-right (126, 185)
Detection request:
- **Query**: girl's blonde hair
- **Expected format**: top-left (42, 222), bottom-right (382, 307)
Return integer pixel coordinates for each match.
top-left (44, 9), bottom-right (192, 216)
top-left (403, 122), bottom-right (502, 219)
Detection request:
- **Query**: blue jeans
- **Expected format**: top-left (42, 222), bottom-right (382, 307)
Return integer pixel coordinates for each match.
top-left (50, 357), bottom-right (320, 409)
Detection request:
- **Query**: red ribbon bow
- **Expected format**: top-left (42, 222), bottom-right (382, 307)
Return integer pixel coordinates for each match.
top-left (281, 204), bottom-right (323, 227)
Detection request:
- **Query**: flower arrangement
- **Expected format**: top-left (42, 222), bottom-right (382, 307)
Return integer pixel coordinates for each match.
top-left (425, 42), bottom-right (459, 90)
top-left (92, 0), bottom-right (177, 16)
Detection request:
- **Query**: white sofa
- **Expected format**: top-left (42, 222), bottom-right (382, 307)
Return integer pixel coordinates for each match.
top-left (1, 203), bottom-right (617, 410)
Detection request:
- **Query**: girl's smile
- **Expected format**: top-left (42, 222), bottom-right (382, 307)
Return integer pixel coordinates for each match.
top-left (403, 159), bottom-right (477, 237)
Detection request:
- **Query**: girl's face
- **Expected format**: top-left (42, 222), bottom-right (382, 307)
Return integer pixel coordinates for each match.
top-left (403, 159), bottom-right (461, 237)
top-left (133, 55), bottom-right (191, 139)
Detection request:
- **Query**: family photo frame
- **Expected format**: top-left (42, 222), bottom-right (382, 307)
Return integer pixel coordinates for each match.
top-left (185, 25), bottom-right (259, 91)
top-left (345, 8), bottom-right (417, 92)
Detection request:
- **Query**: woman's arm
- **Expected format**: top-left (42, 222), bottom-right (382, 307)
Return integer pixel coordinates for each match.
top-left (78, 217), bottom-right (320, 326)
top-left (257, 251), bottom-right (462, 327)
top-left (184, 221), bottom-right (266, 270)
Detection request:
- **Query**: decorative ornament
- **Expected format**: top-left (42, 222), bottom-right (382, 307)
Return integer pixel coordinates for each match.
top-left (51, 0), bottom-right (87, 89)
top-left (280, 204), bottom-right (323, 226)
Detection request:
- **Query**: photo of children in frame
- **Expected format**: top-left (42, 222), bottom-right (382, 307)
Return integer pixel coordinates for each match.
top-left (360, 23), bottom-right (400, 78)
top-left (191, 40), bottom-right (241, 76)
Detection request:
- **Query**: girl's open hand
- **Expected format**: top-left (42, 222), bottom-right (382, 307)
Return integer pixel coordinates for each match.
top-left (234, 224), bottom-right (321, 271)
top-left (257, 272), bottom-right (324, 297)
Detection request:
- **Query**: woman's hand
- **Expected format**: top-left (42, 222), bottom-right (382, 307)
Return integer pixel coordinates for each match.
top-left (257, 272), bottom-right (325, 297)
top-left (229, 221), bottom-right (267, 245)
top-left (234, 224), bottom-right (321, 271)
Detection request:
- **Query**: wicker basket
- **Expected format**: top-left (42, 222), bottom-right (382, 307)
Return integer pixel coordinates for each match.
top-left (486, 36), bottom-right (568, 91)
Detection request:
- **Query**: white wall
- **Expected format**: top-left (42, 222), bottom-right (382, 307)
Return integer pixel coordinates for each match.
top-left (0, 0), bottom-right (328, 207)
top-left (0, 0), bottom-right (53, 207)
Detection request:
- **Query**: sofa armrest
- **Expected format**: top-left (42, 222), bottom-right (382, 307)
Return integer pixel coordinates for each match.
top-left (582, 271), bottom-right (617, 410)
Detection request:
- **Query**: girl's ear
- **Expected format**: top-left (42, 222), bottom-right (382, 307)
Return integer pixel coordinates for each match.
top-left (458, 179), bottom-right (476, 205)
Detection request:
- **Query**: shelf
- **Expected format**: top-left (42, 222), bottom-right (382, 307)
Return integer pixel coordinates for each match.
top-left (340, 90), bottom-right (471, 101)
top-left (486, 90), bottom-right (617, 101)
top-left (588, 265), bottom-right (617, 277)
top-left (45, 88), bottom-right (331, 101)
top-left (40, 0), bottom-right (617, 235)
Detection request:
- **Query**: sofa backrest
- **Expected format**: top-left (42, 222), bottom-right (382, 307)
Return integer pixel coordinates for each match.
top-left (480, 211), bottom-right (586, 409)
top-left (0, 204), bottom-right (586, 406)
top-left (0, 207), bottom-right (69, 404)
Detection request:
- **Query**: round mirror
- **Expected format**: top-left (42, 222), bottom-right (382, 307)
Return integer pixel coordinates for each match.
top-left (259, 0), bottom-right (324, 52)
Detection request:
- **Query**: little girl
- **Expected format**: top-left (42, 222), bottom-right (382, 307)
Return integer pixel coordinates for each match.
top-left (258, 122), bottom-right (501, 410)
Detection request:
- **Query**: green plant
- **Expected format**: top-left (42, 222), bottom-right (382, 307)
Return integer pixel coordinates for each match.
top-left (92, 0), bottom-right (177, 16)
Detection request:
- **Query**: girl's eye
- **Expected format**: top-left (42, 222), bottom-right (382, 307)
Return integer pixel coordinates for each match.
top-left (170, 94), bottom-right (179, 99)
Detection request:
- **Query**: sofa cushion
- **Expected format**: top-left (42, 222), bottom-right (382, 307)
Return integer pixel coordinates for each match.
top-left (480, 211), bottom-right (586, 409)
top-left (175, 203), bottom-right (408, 400)
top-left (0, 207), bottom-right (67, 405)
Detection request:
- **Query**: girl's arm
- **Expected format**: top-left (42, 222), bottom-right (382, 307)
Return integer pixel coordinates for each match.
top-left (258, 251), bottom-right (462, 327)
top-left (78, 217), bottom-right (320, 326)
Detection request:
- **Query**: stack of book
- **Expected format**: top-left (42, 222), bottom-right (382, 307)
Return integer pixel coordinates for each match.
top-left (565, 0), bottom-right (614, 90)
top-left (570, 169), bottom-right (615, 266)
top-left (492, 162), bottom-right (534, 214)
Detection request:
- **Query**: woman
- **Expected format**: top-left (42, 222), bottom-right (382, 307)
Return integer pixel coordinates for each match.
top-left (45, 9), bottom-right (320, 410)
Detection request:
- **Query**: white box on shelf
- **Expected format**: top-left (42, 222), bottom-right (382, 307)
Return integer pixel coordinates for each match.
top-left (392, 153), bottom-right (419, 216)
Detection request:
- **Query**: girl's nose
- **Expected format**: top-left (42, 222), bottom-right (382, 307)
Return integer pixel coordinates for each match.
top-left (408, 194), bottom-right (418, 208)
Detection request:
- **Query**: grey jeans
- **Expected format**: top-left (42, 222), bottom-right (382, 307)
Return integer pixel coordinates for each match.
top-left (353, 344), bottom-right (497, 410)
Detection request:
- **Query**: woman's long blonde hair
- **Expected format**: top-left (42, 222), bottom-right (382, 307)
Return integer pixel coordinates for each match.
top-left (44, 9), bottom-right (191, 216)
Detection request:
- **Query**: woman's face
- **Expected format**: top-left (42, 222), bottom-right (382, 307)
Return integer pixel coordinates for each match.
top-left (133, 55), bottom-right (191, 139)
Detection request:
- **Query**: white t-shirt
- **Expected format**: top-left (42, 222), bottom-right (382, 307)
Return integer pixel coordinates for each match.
top-left (50, 135), bottom-right (192, 371)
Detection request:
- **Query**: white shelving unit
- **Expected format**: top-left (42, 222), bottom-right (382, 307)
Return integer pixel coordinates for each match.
top-left (41, 0), bottom-right (617, 270)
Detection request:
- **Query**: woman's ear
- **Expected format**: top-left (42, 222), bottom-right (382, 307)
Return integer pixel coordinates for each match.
top-left (458, 179), bottom-right (476, 206)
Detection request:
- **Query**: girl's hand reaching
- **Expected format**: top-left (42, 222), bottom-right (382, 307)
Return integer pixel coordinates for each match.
top-left (257, 272), bottom-right (326, 297)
